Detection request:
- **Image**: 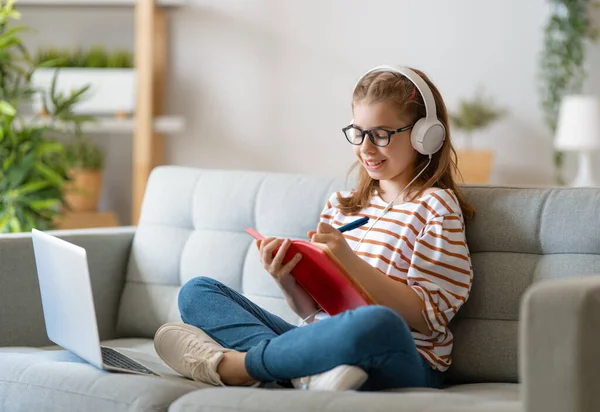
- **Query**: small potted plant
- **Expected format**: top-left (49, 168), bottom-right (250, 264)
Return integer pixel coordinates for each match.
top-left (31, 46), bottom-right (135, 117)
top-left (449, 88), bottom-right (507, 184)
top-left (62, 133), bottom-right (105, 212)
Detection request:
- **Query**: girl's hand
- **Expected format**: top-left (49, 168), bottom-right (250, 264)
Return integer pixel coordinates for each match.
top-left (256, 237), bottom-right (319, 318)
top-left (256, 237), bottom-right (302, 285)
top-left (308, 222), bottom-right (356, 264)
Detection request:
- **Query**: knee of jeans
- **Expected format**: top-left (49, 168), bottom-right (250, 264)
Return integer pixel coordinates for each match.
top-left (344, 305), bottom-right (411, 349)
top-left (178, 276), bottom-right (220, 319)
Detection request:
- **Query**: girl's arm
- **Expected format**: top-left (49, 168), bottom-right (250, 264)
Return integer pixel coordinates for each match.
top-left (338, 254), bottom-right (431, 334)
top-left (311, 219), bottom-right (473, 336)
top-left (276, 275), bottom-right (320, 320)
top-left (309, 223), bottom-right (430, 333)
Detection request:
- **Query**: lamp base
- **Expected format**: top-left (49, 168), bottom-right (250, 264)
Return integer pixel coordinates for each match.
top-left (570, 151), bottom-right (597, 187)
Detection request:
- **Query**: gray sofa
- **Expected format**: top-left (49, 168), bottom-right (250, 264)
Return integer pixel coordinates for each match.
top-left (1, 165), bottom-right (599, 412)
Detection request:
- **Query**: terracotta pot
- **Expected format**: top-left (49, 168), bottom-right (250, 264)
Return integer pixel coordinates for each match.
top-left (456, 150), bottom-right (494, 184)
top-left (64, 168), bottom-right (103, 212)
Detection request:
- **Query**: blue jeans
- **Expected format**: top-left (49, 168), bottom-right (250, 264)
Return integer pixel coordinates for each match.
top-left (178, 276), bottom-right (445, 391)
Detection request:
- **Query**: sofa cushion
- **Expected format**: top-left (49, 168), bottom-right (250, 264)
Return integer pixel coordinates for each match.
top-left (169, 383), bottom-right (522, 412)
top-left (0, 339), bottom-right (200, 412)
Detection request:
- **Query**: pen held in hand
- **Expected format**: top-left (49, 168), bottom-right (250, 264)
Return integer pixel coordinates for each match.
top-left (337, 216), bottom-right (370, 233)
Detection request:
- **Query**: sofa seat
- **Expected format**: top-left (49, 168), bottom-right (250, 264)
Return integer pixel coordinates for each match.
top-left (0, 338), bottom-right (523, 412)
top-left (0, 338), bottom-right (202, 412)
top-left (171, 383), bottom-right (523, 412)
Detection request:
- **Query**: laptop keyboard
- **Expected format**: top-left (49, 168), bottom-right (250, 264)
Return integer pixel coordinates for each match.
top-left (101, 347), bottom-right (160, 376)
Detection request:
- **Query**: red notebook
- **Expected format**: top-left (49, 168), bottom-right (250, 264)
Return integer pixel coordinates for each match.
top-left (245, 228), bottom-right (376, 316)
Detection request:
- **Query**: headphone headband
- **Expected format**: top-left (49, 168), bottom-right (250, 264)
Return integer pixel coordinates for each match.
top-left (351, 64), bottom-right (446, 156)
top-left (353, 65), bottom-right (438, 121)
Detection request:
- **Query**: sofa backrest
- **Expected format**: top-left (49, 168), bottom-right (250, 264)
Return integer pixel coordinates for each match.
top-left (116, 166), bottom-right (345, 332)
top-left (116, 166), bottom-right (600, 384)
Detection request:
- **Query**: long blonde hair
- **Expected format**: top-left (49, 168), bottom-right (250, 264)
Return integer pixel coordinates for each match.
top-left (338, 67), bottom-right (475, 220)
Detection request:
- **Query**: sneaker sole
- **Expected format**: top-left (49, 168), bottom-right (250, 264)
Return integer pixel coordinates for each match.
top-left (293, 365), bottom-right (369, 391)
top-left (328, 366), bottom-right (368, 391)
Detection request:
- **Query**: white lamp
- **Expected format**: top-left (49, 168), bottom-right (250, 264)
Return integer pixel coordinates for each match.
top-left (555, 95), bottom-right (600, 187)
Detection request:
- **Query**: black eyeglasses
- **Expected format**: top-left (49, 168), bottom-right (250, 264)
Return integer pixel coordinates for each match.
top-left (342, 124), bottom-right (414, 147)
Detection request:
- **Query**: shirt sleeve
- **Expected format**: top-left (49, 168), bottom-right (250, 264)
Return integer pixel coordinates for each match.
top-left (319, 192), bottom-right (340, 225)
top-left (406, 213), bottom-right (473, 335)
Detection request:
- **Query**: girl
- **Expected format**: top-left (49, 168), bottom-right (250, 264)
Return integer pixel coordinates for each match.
top-left (153, 65), bottom-right (474, 392)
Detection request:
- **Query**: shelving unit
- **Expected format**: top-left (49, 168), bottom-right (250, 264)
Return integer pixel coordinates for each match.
top-left (19, 0), bottom-right (185, 225)
top-left (23, 115), bottom-right (185, 134)
top-left (17, 0), bottom-right (185, 7)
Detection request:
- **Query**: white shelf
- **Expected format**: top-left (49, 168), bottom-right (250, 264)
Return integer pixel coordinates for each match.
top-left (16, 0), bottom-right (185, 7)
top-left (22, 115), bottom-right (185, 134)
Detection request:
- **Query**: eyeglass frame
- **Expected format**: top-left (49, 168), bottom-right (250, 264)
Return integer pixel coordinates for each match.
top-left (341, 124), bottom-right (415, 147)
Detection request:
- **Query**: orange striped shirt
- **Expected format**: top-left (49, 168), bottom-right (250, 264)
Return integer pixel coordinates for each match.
top-left (318, 189), bottom-right (473, 372)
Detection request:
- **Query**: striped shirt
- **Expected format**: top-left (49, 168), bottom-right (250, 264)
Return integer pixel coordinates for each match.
top-left (319, 188), bottom-right (473, 372)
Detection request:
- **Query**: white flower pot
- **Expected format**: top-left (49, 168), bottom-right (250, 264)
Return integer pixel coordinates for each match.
top-left (31, 68), bottom-right (137, 116)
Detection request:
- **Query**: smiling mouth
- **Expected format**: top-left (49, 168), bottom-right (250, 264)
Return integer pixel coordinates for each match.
top-left (364, 159), bottom-right (386, 170)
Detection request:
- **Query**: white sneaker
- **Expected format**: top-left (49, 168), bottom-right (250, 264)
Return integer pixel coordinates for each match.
top-left (154, 322), bottom-right (229, 386)
top-left (292, 365), bottom-right (368, 391)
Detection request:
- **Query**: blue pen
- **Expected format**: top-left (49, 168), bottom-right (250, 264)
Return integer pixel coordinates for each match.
top-left (338, 216), bottom-right (370, 233)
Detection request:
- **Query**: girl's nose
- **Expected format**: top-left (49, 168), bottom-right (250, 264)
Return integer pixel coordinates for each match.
top-left (360, 134), bottom-right (377, 154)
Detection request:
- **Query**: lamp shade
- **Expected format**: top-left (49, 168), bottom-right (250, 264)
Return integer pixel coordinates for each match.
top-left (555, 95), bottom-right (600, 151)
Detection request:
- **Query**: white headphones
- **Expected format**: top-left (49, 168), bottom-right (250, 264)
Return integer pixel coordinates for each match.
top-left (352, 65), bottom-right (446, 156)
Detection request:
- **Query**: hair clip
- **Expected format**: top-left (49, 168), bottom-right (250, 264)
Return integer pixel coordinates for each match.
top-left (409, 86), bottom-right (417, 101)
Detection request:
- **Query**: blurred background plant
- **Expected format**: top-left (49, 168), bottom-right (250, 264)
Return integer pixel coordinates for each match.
top-left (539, 0), bottom-right (600, 184)
top-left (64, 133), bottom-right (104, 170)
top-left (0, 0), bottom-right (94, 233)
top-left (449, 87), bottom-right (507, 150)
top-left (34, 46), bottom-right (134, 68)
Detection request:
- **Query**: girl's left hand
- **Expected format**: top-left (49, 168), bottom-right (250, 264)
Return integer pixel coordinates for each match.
top-left (307, 222), bottom-right (356, 264)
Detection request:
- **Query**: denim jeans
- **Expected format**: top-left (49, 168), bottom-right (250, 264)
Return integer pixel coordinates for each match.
top-left (178, 276), bottom-right (445, 391)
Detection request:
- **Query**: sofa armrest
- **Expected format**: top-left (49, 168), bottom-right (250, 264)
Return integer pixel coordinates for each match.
top-left (0, 226), bottom-right (136, 347)
top-left (520, 275), bottom-right (600, 412)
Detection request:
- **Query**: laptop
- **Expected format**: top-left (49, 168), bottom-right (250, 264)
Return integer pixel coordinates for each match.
top-left (31, 228), bottom-right (169, 377)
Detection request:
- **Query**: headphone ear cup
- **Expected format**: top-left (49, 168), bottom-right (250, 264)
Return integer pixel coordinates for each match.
top-left (410, 118), bottom-right (428, 154)
top-left (411, 118), bottom-right (446, 155)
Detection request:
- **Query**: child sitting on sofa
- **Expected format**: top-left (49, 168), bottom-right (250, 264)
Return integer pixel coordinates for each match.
top-left (153, 65), bottom-right (475, 391)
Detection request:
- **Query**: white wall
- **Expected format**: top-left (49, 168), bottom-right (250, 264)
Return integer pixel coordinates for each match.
top-left (20, 1), bottom-right (600, 225)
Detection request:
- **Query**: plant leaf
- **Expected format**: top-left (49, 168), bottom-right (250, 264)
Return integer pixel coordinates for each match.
top-left (17, 180), bottom-right (52, 195)
top-left (9, 216), bottom-right (22, 233)
top-left (29, 199), bottom-right (60, 212)
top-left (6, 152), bottom-right (35, 189)
top-left (35, 141), bottom-right (63, 157)
top-left (0, 99), bottom-right (16, 116)
top-left (0, 213), bottom-right (10, 233)
top-left (33, 161), bottom-right (65, 186)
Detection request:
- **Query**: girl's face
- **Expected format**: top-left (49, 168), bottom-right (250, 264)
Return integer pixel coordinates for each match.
top-left (351, 100), bottom-right (418, 193)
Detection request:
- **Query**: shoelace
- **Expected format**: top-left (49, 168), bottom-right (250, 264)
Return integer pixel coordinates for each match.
top-left (182, 339), bottom-right (223, 386)
top-left (299, 376), bottom-right (311, 390)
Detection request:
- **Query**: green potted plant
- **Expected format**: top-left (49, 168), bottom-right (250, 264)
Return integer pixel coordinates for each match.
top-left (31, 46), bottom-right (135, 117)
top-left (0, 0), bottom-right (91, 233)
top-left (539, 0), bottom-right (599, 184)
top-left (63, 133), bottom-right (105, 212)
top-left (450, 87), bottom-right (507, 150)
top-left (449, 88), bottom-right (507, 184)
top-left (42, 75), bottom-right (105, 213)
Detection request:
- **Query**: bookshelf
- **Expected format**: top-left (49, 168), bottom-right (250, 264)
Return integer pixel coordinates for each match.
top-left (19, 0), bottom-right (184, 225)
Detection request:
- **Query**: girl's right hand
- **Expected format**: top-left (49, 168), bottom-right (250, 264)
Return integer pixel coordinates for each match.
top-left (256, 237), bottom-right (320, 320)
top-left (256, 237), bottom-right (302, 285)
